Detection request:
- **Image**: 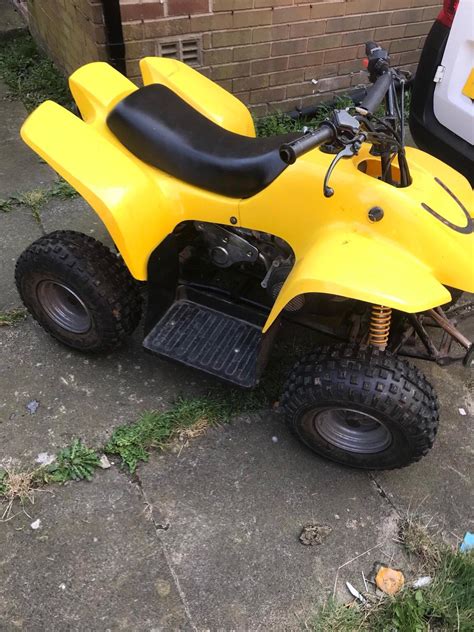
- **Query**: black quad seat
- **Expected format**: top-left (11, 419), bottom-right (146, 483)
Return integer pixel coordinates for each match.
top-left (107, 84), bottom-right (299, 199)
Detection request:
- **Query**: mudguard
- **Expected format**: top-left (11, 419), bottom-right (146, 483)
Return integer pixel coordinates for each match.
top-left (140, 57), bottom-right (255, 137)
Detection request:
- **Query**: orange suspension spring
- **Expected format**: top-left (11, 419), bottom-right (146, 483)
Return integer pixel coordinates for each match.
top-left (368, 305), bottom-right (392, 350)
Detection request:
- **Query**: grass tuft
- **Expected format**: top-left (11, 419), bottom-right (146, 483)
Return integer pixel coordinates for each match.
top-left (0, 467), bottom-right (38, 521)
top-left (0, 307), bottom-right (27, 326)
top-left (309, 517), bottom-right (474, 632)
top-left (105, 397), bottom-right (228, 472)
top-left (0, 33), bottom-right (73, 111)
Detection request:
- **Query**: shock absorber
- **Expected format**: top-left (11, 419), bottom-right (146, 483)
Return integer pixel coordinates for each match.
top-left (368, 305), bottom-right (392, 350)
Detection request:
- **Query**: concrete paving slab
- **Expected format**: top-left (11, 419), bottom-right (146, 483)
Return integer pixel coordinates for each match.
top-left (139, 415), bottom-right (401, 630)
top-left (0, 0), bottom-right (26, 41)
top-left (0, 93), bottom-right (56, 198)
top-left (0, 318), bottom-right (218, 467)
top-left (0, 206), bottom-right (42, 310)
top-left (374, 360), bottom-right (474, 535)
top-left (0, 467), bottom-right (191, 631)
top-left (39, 196), bottom-right (113, 247)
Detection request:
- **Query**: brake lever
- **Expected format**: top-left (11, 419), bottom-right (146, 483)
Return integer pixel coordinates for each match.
top-left (324, 142), bottom-right (360, 198)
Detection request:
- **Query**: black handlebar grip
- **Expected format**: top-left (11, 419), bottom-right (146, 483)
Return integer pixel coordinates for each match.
top-left (359, 72), bottom-right (392, 114)
top-left (279, 125), bottom-right (334, 164)
top-left (365, 41), bottom-right (380, 57)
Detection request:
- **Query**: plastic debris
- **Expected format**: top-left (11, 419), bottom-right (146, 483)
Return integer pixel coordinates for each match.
top-left (26, 400), bottom-right (39, 414)
top-left (346, 581), bottom-right (367, 604)
top-left (412, 576), bottom-right (432, 589)
top-left (299, 523), bottom-right (332, 546)
top-left (99, 454), bottom-right (111, 469)
top-left (458, 408), bottom-right (467, 416)
top-left (460, 532), bottom-right (474, 553)
top-left (375, 566), bottom-right (405, 595)
top-left (35, 452), bottom-right (55, 466)
top-left (30, 519), bottom-right (41, 530)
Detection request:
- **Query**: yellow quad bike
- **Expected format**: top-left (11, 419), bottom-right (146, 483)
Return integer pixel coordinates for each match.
top-left (16, 42), bottom-right (474, 470)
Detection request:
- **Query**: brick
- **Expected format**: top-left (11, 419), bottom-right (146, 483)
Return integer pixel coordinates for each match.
top-left (271, 38), bottom-right (307, 57)
top-left (249, 103), bottom-right (268, 117)
top-left (287, 81), bottom-right (317, 98)
top-left (123, 22), bottom-right (144, 42)
top-left (168, 0), bottom-right (210, 17)
top-left (307, 34), bottom-right (342, 52)
top-left (338, 58), bottom-right (367, 75)
top-left (213, 0), bottom-right (253, 11)
top-left (249, 86), bottom-right (286, 104)
top-left (143, 17), bottom-right (191, 38)
top-left (288, 51), bottom-right (324, 69)
top-left (310, 2), bottom-right (345, 19)
top-left (422, 6), bottom-right (441, 20)
top-left (389, 36), bottom-right (420, 53)
top-left (269, 68), bottom-right (304, 87)
top-left (405, 21), bottom-right (432, 37)
top-left (289, 20), bottom-right (325, 39)
top-left (251, 56), bottom-right (288, 74)
top-left (324, 46), bottom-right (358, 63)
top-left (345, 0), bottom-right (381, 15)
top-left (374, 24), bottom-right (406, 40)
top-left (125, 39), bottom-right (156, 58)
top-left (399, 49), bottom-right (422, 65)
top-left (233, 74), bottom-right (269, 92)
top-left (233, 43), bottom-right (271, 61)
top-left (304, 64), bottom-right (338, 81)
top-left (391, 7), bottom-right (424, 24)
top-left (342, 28), bottom-right (375, 46)
top-left (202, 47), bottom-right (233, 65)
top-left (314, 74), bottom-right (351, 93)
top-left (272, 6), bottom-right (311, 24)
top-left (232, 9), bottom-right (272, 28)
top-left (209, 61), bottom-right (250, 80)
top-left (326, 15), bottom-right (362, 33)
top-left (191, 12), bottom-right (233, 32)
top-left (360, 12), bottom-right (391, 28)
top-left (212, 29), bottom-right (252, 48)
top-left (255, 0), bottom-right (292, 6)
top-left (252, 25), bottom-right (289, 43)
top-left (380, 0), bottom-right (411, 9)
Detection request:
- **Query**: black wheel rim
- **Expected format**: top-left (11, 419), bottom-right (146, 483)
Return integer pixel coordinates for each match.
top-left (36, 280), bottom-right (92, 334)
top-left (304, 407), bottom-right (392, 454)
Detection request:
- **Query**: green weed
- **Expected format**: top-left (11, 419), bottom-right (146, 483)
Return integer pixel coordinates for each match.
top-left (0, 179), bottom-right (79, 221)
top-left (0, 33), bottom-right (73, 111)
top-left (45, 439), bottom-right (100, 482)
top-left (0, 307), bottom-right (27, 326)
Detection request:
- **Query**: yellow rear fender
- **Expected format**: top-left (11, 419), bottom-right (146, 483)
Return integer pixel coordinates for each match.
top-left (140, 57), bottom-right (256, 137)
top-left (20, 101), bottom-right (177, 280)
top-left (263, 229), bottom-right (451, 333)
top-left (69, 62), bottom-right (137, 123)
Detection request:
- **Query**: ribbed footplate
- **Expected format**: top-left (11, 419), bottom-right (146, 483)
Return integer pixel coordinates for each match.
top-left (143, 299), bottom-right (262, 387)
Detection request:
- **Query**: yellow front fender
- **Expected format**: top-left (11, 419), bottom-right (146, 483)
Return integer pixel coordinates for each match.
top-left (264, 228), bottom-right (451, 332)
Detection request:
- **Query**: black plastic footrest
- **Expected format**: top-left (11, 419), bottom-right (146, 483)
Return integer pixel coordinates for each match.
top-left (143, 299), bottom-right (262, 387)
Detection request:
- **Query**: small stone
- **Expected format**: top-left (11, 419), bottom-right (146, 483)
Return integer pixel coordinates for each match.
top-left (30, 519), bottom-right (41, 530)
top-left (98, 454), bottom-right (111, 469)
top-left (299, 523), bottom-right (332, 546)
top-left (375, 566), bottom-right (405, 595)
top-left (26, 400), bottom-right (39, 414)
top-left (271, 436), bottom-right (278, 443)
top-left (35, 452), bottom-right (55, 466)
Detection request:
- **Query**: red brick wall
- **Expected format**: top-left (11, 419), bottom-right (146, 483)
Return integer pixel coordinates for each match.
top-left (121, 0), bottom-right (442, 115)
top-left (26, 0), bottom-right (106, 75)
top-left (26, 1), bottom-right (442, 115)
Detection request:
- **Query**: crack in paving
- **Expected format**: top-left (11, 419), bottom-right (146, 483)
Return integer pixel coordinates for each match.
top-left (368, 471), bottom-right (400, 514)
top-left (133, 470), bottom-right (198, 632)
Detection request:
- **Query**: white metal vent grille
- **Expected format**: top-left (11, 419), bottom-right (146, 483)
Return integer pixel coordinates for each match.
top-left (158, 39), bottom-right (201, 66)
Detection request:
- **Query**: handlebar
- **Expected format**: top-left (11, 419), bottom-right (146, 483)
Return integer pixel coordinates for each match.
top-left (279, 40), bottom-right (394, 165)
top-left (358, 71), bottom-right (392, 115)
top-left (279, 124), bottom-right (335, 165)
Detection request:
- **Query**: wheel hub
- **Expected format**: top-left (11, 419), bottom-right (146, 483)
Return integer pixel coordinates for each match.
top-left (36, 280), bottom-right (91, 334)
top-left (309, 407), bottom-right (392, 454)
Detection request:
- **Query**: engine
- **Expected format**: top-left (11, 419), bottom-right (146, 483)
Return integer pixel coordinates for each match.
top-left (195, 222), bottom-right (302, 310)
